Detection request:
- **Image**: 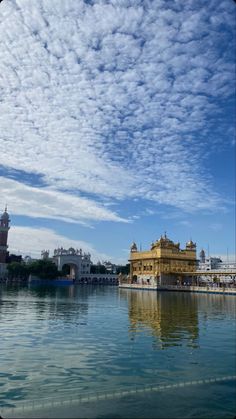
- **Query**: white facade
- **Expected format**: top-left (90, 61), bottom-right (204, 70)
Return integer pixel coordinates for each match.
top-left (135, 274), bottom-right (157, 286)
top-left (52, 247), bottom-right (92, 279)
top-left (197, 257), bottom-right (236, 272)
top-left (102, 260), bottom-right (117, 274)
top-left (217, 261), bottom-right (236, 272)
top-left (197, 257), bottom-right (222, 271)
top-left (197, 257), bottom-right (236, 284)
top-left (77, 274), bottom-right (118, 284)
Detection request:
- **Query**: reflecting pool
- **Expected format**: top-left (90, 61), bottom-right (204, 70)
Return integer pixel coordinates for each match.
top-left (0, 284), bottom-right (235, 418)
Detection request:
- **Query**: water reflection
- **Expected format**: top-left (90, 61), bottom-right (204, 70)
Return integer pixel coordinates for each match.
top-left (120, 290), bottom-right (199, 348)
top-left (0, 285), bottom-right (235, 418)
top-left (0, 284), bottom-right (21, 317)
top-left (121, 290), bottom-right (236, 351)
top-left (196, 293), bottom-right (236, 320)
top-left (0, 284), bottom-right (93, 325)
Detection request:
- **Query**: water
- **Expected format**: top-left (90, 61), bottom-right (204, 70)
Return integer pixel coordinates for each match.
top-left (0, 284), bottom-right (235, 418)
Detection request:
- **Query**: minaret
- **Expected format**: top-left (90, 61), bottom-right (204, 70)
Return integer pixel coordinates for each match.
top-left (199, 249), bottom-right (206, 263)
top-left (0, 206), bottom-right (10, 263)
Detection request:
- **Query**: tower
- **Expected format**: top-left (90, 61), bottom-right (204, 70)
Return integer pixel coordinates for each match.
top-left (0, 206), bottom-right (10, 263)
top-left (199, 249), bottom-right (206, 263)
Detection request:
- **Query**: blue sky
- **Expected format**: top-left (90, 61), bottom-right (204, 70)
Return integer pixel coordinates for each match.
top-left (0, 0), bottom-right (235, 263)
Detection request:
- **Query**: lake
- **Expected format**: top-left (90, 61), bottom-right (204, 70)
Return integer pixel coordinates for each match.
top-left (0, 284), bottom-right (235, 418)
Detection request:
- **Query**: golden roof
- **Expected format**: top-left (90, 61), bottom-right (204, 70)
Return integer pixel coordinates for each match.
top-left (151, 233), bottom-right (179, 249)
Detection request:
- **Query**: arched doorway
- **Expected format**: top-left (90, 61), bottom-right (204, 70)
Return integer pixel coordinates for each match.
top-left (61, 263), bottom-right (78, 280)
top-left (132, 275), bottom-right (137, 283)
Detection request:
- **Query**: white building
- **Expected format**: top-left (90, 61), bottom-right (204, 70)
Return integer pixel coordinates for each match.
top-left (198, 256), bottom-right (223, 271)
top-left (52, 247), bottom-right (92, 279)
top-left (197, 249), bottom-right (236, 283)
top-left (23, 255), bottom-right (38, 264)
top-left (198, 249), bottom-right (236, 272)
top-left (102, 260), bottom-right (117, 274)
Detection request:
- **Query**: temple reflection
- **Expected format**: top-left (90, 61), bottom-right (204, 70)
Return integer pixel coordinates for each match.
top-left (29, 285), bottom-right (90, 322)
top-left (120, 289), bottom-right (199, 349)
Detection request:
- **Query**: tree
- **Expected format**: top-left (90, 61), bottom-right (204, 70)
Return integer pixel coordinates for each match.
top-left (90, 264), bottom-right (107, 274)
top-left (7, 259), bottom-right (61, 280)
top-left (28, 260), bottom-right (59, 279)
top-left (90, 264), bottom-right (97, 274)
top-left (98, 265), bottom-right (106, 274)
top-left (7, 262), bottom-right (29, 279)
top-left (116, 264), bottom-right (130, 275)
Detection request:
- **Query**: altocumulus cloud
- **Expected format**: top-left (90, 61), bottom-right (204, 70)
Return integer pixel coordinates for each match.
top-left (0, 177), bottom-right (128, 223)
top-left (0, 0), bottom-right (235, 222)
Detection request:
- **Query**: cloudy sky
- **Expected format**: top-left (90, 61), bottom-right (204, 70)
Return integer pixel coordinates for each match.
top-left (0, 0), bottom-right (235, 262)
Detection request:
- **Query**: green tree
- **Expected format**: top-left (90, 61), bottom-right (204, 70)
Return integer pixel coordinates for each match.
top-left (28, 260), bottom-right (59, 279)
top-left (7, 262), bottom-right (29, 279)
top-left (90, 265), bottom-right (97, 274)
top-left (98, 265), bottom-right (106, 274)
top-left (90, 264), bottom-right (107, 274)
top-left (116, 264), bottom-right (130, 275)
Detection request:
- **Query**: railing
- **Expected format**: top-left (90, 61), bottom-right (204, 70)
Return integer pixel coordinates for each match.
top-left (119, 282), bottom-right (236, 294)
top-left (1, 374), bottom-right (235, 418)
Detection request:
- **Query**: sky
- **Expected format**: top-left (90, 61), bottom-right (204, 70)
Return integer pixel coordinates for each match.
top-left (0, 0), bottom-right (235, 263)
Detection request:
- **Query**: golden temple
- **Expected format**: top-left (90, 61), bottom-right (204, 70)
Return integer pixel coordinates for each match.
top-left (129, 233), bottom-right (197, 286)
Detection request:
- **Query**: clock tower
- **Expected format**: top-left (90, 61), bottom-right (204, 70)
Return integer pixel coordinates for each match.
top-left (0, 206), bottom-right (10, 263)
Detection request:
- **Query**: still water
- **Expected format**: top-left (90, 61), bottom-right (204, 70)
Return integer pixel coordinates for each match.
top-left (0, 284), bottom-right (235, 418)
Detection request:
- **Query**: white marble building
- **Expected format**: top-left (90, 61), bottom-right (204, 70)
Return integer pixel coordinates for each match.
top-left (41, 247), bottom-right (92, 280)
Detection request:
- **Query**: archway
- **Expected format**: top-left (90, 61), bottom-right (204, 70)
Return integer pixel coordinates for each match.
top-left (53, 251), bottom-right (83, 280)
top-left (61, 263), bottom-right (78, 280)
top-left (132, 275), bottom-right (137, 283)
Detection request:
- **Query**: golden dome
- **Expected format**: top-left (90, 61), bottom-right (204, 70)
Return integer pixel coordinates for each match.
top-left (130, 242), bottom-right (137, 252)
top-left (186, 240), bottom-right (196, 248)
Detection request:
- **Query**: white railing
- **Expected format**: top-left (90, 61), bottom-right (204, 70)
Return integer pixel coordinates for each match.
top-left (1, 374), bottom-right (235, 418)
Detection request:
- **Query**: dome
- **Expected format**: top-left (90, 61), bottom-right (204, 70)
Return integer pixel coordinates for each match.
top-left (130, 242), bottom-right (137, 252)
top-left (186, 239), bottom-right (196, 248)
top-left (1, 207), bottom-right (9, 220)
top-left (157, 233), bottom-right (175, 247)
top-left (1, 206), bottom-right (10, 224)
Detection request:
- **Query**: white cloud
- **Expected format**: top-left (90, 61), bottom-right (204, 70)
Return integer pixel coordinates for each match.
top-left (0, 177), bottom-right (128, 224)
top-left (8, 225), bottom-right (114, 263)
top-left (0, 0), bottom-right (235, 216)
